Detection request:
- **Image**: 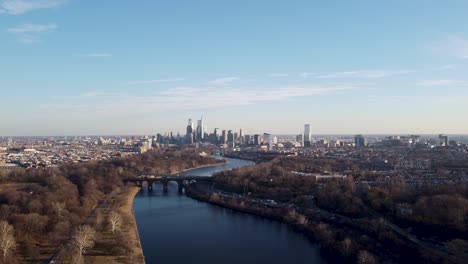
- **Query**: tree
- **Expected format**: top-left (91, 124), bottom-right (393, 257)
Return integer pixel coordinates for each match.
top-left (357, 250), bottom-right (376, 264)
top-left (109, 211), bottom-right (121, 233)
top-left (341, 237), bottom-right (353, 256)
top-left (53, 202), bottom-right (66, 218)
top-left (297, 214), bottom-right (309, 226)
top-left (0, 221), bottom-right (16, 260)
top-left (73, 225), bottom-right (96, 262)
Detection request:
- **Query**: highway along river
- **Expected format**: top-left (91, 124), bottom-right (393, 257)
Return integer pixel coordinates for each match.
top-left (133, 157), bottom-right (326, 264)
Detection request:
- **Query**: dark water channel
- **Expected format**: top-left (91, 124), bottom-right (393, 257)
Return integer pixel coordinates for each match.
top-left (133, 157), bottom-right (326, 264)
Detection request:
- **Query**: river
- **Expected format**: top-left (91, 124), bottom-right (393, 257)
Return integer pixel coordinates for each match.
top-left (133, 157), bottom-right (326, 264)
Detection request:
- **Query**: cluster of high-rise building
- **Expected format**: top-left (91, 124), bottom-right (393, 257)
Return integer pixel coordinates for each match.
top-left (182, 116), bottom-right (280, 148)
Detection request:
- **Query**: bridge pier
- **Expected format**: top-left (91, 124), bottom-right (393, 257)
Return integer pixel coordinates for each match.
top-left (126, 175), bottom-right (213, 193)
top-left (147, 180), bottom-right (154, 191)
top-left (177, 181), bottom-right (184, 193)
top-left (162, 178), bottom-right (168, 192)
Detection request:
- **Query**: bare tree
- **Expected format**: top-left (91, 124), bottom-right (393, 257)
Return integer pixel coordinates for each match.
top-left (73, 225), bottom-right (96, 262)
top-left (341, 237), bottom-right (353, 256)
top-left (357, 250), bottom-right (376, 264)
top-left (297, 214), bottom-right (309, 226)
top-left (287, 208), bottom-right (298, 220)
top-left (109, 211), bottom-right (121, 233)
top-left (53, 202), bottom-right (66, 218)
top-left (0, 221), bottom-right (16, 260)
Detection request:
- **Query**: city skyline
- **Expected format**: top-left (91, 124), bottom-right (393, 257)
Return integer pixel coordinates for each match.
top-left (2, 1), bottom-right (468, 135)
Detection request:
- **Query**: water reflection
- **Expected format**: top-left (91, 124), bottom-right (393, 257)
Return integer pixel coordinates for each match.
top-left (133, 158), bottom-right (326, 264)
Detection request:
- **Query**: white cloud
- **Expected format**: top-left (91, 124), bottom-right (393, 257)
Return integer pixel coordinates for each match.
top-left (128, 78), bottom-right (185, 85)
top-left (0, 0), bottom-right (66, 15)
top-left (6, 23), bottom-right (57, 43)
top-left (80, 53), bottom-right (113, 58)
top-left (299, 72), bottom-right (315, 78)
top-left (316, 70), bottom-right (414, 79)
top-left (7, 23), bottom-right (57, 33)
top-left (44, 85), bottom-right (357, 115)
top-left (418, 79), bottom-right (465, 87)
top-left (268, 73), bottom-right (289, 77)
top-left (446, 36), bottom-right (468, 59)
top-left (208, 77), bottom-right (238, 86)
top-left (440, 64), bottom-right (457, 70)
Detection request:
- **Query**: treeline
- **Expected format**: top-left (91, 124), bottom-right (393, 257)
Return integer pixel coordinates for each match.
top-left (214, 161), bottom-right (364, 216)
top-left (214, 162), bottom-right (317, 201)
top-left (187, 186), bottom-right (416, 264)
top-left (0, 148), bottom-right (217, 263)
top-left (213, 159), bottom-right (468, 263)
top-left (362, 183), bottom-right (468, 234)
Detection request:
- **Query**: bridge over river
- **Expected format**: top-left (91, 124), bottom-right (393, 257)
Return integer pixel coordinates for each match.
top-left (125, 174), bottom-right (213, 192)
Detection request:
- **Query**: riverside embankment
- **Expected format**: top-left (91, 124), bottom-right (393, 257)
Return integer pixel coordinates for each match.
top-left (132, 157), bottom-right (325, 264)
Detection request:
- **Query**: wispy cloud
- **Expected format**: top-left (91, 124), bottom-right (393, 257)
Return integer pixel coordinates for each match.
top-left (79, 53), bottom-right (113, 58)
top-left (128, 78), bottom-right (185, 85)
top-left (299, 72), bottom-right (315, 78)
top-left (43, 85), bottom-right (357, 114)
top-left (316, 70), bottom-right (415, 79)
top-left (418, 79), bottom-right (465, 87)
top-left (431, 35), bottom-right (468, 59)
top-left (6, 23), bottom-right (57, 43)
top-left (0, 0), bottom-right (66, 15)
top-left (268, 73), bottom-right (289, 78)
top-left (440, 64), bottom-right (457, 70)
top-left (446, 36), bottom-right (468, 59)
top-left (208, 77), bottom-right (238, 86)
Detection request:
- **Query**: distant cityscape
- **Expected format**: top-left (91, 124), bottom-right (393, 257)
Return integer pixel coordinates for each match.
top-left (2, 117), bottom-right (468, 187)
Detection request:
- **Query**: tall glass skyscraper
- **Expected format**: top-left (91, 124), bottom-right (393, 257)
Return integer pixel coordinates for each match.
top-left (304, 124), bottom-right (312, 147)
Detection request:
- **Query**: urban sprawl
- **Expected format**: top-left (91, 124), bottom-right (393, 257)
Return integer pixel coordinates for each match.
top-left (1, 117), bottom-right (468, 189)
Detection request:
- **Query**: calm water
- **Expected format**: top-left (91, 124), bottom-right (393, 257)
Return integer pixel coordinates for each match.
top-left (133, 157), bottom-right (326, 264)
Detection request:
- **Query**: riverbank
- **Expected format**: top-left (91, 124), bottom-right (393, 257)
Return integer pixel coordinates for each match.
top-left (173, 160), bottom-right (228, 175)
top-left (184, 185), bottom-right (371, 264)
top-left (85, 186), bottom-right (145, 264)
top-left (122, 187), bottom-right (145, 263)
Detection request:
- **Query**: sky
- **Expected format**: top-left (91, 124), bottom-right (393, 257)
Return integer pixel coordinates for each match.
top-left (1, 0), bottom-right (468, 136)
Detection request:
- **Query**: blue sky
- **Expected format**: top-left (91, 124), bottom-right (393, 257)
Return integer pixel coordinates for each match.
top-left (1, 0), bottom-right (468, 136)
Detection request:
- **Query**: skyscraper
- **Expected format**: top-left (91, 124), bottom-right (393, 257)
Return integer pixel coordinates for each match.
top-left (439, 134), bottom-right (449, 147)
top-left (355, 135), bottom-right (366, 147)
top-left (304, 124), bottom-right (312, 147)
top-left (186, 119), bottom-right (194, 144)
top-left (227, 130), bottom-right (233, 143)
top-left (221, 130), bottom-right (228, 144)
top-left (239, 128), bottom-right (245, 145)
top-left (196, 116), bottom-right (204, 141)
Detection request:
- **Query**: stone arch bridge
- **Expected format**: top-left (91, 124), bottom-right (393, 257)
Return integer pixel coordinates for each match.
top-left (124, 174), bottom-right (213, 192)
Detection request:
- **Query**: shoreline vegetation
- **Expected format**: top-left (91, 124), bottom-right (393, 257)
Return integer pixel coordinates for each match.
top-left (172, 160), bottom-right (228, 175)
top-left (184, 185), bottom-right (381, 264)
top-left (187, 159), bottom-right (467, 264)
top-left (0, 148), bottom-right (222, 263)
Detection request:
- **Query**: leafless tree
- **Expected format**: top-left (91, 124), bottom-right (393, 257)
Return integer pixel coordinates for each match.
top-left (357, 250), bottom-right (376, 264)
top-left (0, 220), bottom-right (16, 260)
top-left (297, 214), bottom-right (309, 226)
top-left (287, 208), bottom-right (298, 220)
top-left (53, 202), bottom-right (66, 218)
top-left (341, 237), bottom-right (353, 256)
top-left (73, 225), bottom-right (96, 262)
top-left (109, 211), bottom-right (122, 233)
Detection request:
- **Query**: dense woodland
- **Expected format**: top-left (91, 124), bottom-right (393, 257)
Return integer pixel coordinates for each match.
top-left (0, 148), bottom-right (217, 263)
top-left (213, 159), bottom-right (468, 264)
